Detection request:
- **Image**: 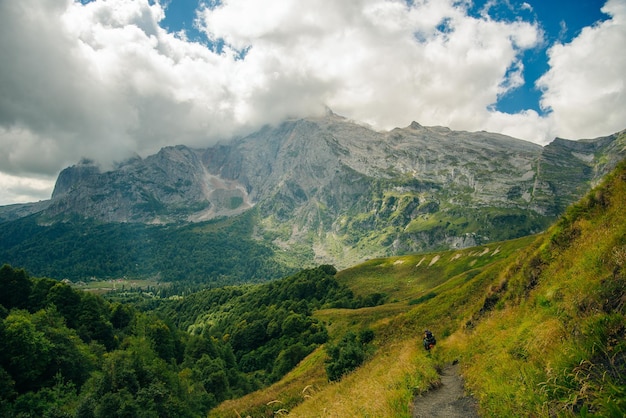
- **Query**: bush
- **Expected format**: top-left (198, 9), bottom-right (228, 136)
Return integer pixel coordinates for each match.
top-left (324, 330), bottom-right (374, 381)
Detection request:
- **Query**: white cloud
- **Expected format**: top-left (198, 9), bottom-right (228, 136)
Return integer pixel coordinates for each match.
top-left (0, 172), bottom-right (55, 205)
top-left (0, 0), bottom-right (247, 182)
top-left (537, 0), bottom-right (626, 139)
top-left (0, 0), bottom-right (623, 205)
top-left (198, 0), bottom-right (541, 132)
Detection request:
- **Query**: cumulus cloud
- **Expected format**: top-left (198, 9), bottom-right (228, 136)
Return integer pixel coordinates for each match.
top-left (194, 0), bottom-right (545, 137)
top-left (1, 0), bottom-right (246, 174)
top-left (0, 0), bottom-right (624, 204)
top-left (537, 0), bottom-right (626, 139)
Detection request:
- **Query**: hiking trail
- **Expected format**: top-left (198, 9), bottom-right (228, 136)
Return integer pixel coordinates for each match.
top-left (412, 362), bottom-right (480, 418)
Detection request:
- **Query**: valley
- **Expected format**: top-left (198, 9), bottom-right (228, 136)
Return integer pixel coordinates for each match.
top-left (2, 1), bottom-right (624, 416)
top-left (0, 159), bottom-right (624, 416)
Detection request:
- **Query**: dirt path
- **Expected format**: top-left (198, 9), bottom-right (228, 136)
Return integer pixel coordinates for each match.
top-left (412, 362), bottom-right (480, 418)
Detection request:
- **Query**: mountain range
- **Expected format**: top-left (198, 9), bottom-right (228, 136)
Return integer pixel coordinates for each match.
top-left (1, 112), bottom-right (625, 276)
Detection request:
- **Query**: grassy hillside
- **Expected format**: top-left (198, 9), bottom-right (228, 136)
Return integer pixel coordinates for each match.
top-left (445, 160), bottom-right (626, 416)
top-left (209, 160), bottom-right (626, 417)
top-left (208, 236), bottom-right (536, 417)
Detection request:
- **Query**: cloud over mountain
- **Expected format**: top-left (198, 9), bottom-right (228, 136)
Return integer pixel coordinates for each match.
top-left (0, 0), bottom-right (624, 204)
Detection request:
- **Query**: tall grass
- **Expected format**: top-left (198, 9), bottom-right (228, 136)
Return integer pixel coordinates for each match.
top-left (208, 348), bottom-right (329, 418)
top-left (444, 161), bottom-right (626, 417)
top-left (289, 339), bottom-right (439, 417)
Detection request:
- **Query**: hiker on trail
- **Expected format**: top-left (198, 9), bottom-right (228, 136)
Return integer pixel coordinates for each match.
top-left (423, 329), bottom-right (436, 351)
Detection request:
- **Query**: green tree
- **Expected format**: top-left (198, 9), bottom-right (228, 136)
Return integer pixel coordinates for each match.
top-left (325, 332), bottom-right (370, 382)
top-left (183, 334), bottom-right (219, 363)
top-left (12, 374), bottom-right (79, 418)
top-left (2, 310), bottom-right (53, 392)
top-left (81, 336), bottom-right (202, 417)
top-left (28, 276), bottom-right (58, 311)
top-left (110, 302), bottom-right (134, 330)
top-left (31, 308), bottom-right (95, 387)
top-left (194, 354), bottom-right (230, 405)
top-left (231, 320), bottom-right (268, 353)
top-left (281, 313), bottom-right (308, 337)
top-left (0, 365), bottom-right (16, 411)
top-left (0, 264), bottom-right (31, 310)
top-left (94, 389), bottom-right (138, 418)
top-left (147, 320), bottom-right (177, 362)
top-left (77, 293), bottom-right (116, 350)
top-left (272, 342), bottom-right (311, 379)
top-left (46, 282), bottom-right (81, 328)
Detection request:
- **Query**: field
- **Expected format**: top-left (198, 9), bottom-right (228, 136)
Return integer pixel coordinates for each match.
top-left (72, 277), bottom-right (166, 295)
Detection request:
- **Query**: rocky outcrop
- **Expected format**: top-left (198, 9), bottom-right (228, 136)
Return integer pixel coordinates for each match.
top-left (44, 145), bottom-right (253, 223)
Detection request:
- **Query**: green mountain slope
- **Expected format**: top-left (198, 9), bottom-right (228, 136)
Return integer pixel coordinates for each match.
top-left (0, 263), bottom-right (369, 417)
top-left (0, 209), bottom-right (299, 283)
top-left (211, 159), bottom-right (626, 417)
top-left (447, 159), bottom-right (626, 416)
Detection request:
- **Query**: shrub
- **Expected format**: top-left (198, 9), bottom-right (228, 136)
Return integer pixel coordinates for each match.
top-left (324, 330), bottom-right (374, 382)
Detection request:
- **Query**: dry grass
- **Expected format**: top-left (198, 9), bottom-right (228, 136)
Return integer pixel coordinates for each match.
top-left (289, 338), bottom-right (438, 417)
top-left (209, 348), bottom-right (329, 418)
top-left (209, 337), bottom-right (439, 418)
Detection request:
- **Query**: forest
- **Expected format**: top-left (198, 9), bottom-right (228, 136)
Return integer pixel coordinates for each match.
top-left (0, 209), bottom-right (298, 285)
top-left (0, 263), bottom-right (379, 417)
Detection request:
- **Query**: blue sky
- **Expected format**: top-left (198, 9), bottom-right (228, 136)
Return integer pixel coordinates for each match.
top-left (472, 0), bottom-right (610, 114)
top-left (159, 0), bottom-right (611, 116)
top-left (0, 0), bottom-right (624, 204)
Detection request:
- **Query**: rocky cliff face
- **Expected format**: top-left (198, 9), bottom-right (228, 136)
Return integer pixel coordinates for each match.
top-left (3, 113), bottom-right (625, 267)
top-left (45, 145), bottom-right (253, 223)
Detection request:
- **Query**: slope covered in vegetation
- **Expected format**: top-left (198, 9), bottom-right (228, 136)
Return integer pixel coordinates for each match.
top-left (445, 159), bottom-right (626, 416)
top-left (1, 161), bottom-right (624, 417)
top-left (0, 264), bottom-right (367, 417)
top-left (0, 209), bottom-right (300, 284)
top-left (211, 160), bottom-right (626, 417)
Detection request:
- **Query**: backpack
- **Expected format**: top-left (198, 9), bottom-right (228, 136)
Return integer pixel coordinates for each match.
top-left (423, 330), bottom-right (436, 350)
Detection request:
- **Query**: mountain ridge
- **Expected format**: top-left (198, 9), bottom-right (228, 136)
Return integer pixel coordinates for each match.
top-left (1, 114), bottom-right (625, 271)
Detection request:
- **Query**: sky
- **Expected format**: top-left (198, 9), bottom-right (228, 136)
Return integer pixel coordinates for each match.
top-left (0, 0), bottom-right (625, 205)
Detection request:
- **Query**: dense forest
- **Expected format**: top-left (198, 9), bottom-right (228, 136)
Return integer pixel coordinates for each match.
top-left (0, 263), bottom-right (379, 417)
top-left (0, 209), bottom-right (298, 284)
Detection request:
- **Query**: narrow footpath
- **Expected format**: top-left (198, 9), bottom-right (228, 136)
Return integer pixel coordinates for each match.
top-left (412, 362), bottom-right (480, 418)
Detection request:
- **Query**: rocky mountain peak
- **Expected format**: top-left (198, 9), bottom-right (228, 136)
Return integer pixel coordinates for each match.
top-left (3, 116), bottom-right (625, 267)
top-left (409, 121), bottom-right (423, 130)
top-left (52, 159), bottom-right (101, 199)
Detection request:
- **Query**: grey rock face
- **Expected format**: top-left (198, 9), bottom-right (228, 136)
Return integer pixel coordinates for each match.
top-left (4, 113), bottom-right (624, 267)
top-left (45, 145), bottom-right (253, 223)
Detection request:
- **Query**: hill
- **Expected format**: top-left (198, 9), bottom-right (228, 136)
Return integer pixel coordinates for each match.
top-left (0, 209), bottom-right (298, 284)
top-left (1, 116), bottom-right (624, 282)
top-left (0, 263), bottom-right (371, 417)
top-left (209, 159), bottom-right (626, 417)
